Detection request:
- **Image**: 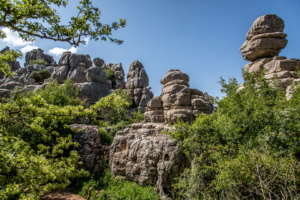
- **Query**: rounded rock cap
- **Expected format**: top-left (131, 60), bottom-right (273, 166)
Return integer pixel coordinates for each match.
top-left (93, 57), bottom-right (105, 66)
top-left (160, 69), bottom-right (189, 85)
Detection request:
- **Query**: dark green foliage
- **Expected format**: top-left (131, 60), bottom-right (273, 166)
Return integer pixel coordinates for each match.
top-left (29, 59), bottom-right (48, 66)
top-left (29, 69), bottom-right (51, 82)
top-left (103, 68), bottom-right (116, 85)
top-left (73, 160), bottom-right (160, 200)
top-left (170, 71), bottom-right (300, 199)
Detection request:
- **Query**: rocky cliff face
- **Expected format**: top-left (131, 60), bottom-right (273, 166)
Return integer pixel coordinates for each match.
top-left (24, 48), bottom-right (57, 67)
top-left (110, 69), bottom-right (213, 198)
top-left (241, 14), bottom-right (300, 97)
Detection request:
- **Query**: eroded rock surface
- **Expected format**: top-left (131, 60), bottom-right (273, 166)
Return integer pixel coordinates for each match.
top-left (24, 48), bottom-right (57, 66)
top-left (241, 14), bottom-right (300, 95)
top-left (70, 124), bottom-right (109, 174)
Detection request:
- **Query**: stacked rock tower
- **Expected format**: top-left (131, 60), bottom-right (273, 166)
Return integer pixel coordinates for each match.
top-left (110, 69), bottom-right (213, 198)
top-left (241, 14), bottom-right (300, 92)
top-left (145, 69), bottom-right (213, 123)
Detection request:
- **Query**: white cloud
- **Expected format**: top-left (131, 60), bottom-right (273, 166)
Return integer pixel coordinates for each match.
top-left (21, 45), bottom-right (38, 54)
top-left (1, 28), bottom-right (34, 47)
top-left (84, 37), bottom-right (89, 45)
top-left (48, 46), bottom-right (78, 57)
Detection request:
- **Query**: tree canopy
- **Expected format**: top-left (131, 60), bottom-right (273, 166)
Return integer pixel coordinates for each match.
top-left (0, 0), bottom-right (126, 46)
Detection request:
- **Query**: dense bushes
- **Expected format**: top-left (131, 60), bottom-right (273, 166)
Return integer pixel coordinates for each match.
top-left (29, 69), bottom-right (52, 82)
top-left (103, 68), bottom-right (116, 86)
top-left (170, 72), bottom-right (300, 199)
top-left (29, 59), bottom-right (48, 66)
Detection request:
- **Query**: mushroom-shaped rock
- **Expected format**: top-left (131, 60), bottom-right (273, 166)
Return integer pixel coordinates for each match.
top-left (125, 60), bottom-right (149, 89)
top-left (93, 57), bottom-right (105, 67)
top-left (240, 14), bottom-right (288, 61)
top-left (160, 69), bottom-right (189, 85)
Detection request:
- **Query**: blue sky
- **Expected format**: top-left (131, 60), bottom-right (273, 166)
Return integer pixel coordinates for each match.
top-left (1, 0), bottom-right (300, 98)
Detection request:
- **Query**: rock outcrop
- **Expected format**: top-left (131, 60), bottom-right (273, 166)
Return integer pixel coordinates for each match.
top-left (51, 52), bottom-right (92, 83)
top-left (110, 69), bottom-right (213, 198)
top-left (103, 63), bottom-right (126, 89)
top-left (74, 57), bottom-right (111, 105)
top-left (24, 48), bottom-right (57, 67)
top-left (70, 124), bottom-right (109, 174)
top-left (241, 14), bottom-right (300, 94)
top-left (126, 60), bottom-right (153, 112)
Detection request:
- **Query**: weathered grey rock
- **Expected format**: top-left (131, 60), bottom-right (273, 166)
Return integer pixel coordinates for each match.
top-left (110, 123), bottom-right (188, 198)
top-left (68, 66), bottom-right (87, 83)
top-left (50, 65), bottom-right (70, 83)
top-left (86, 65), bottom-right (108, 83)
top-left (58, 51), bottom-right (72, 66)
top-left (93, 57), bottom-right (105, 67)
top-left (69, 54), bottom-right (92, 68)
top-left (240, 14), bottom-right (288, 61)
top-left (160, 69), bottom-right (189, 85)
top-left (75, 82), bottom-right (111, 105)
top-left (126, 60), bottom-right (149, 89)
top-left (0, 82), bottom-right (22, 90)
top-left (70, 124), bottom-right (109, 174)
top-left (24, 48), bottom-right (56, 66)
top-left (0, 89), bottom-right (11, 97)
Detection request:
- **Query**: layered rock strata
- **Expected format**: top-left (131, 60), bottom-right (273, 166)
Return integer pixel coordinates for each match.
top-left (70, 124), bottom-right (109, 174)
top-left (110, 69), bottom-right (213, 198)
top-left (51, 51), bottom-right (92, 83)
top-left (24, 48), bottom-right (57, 67)
top-left (241, 14), bottom-right (300, 93)
top-left (125, 60), bottom-right (153, 112)
top-left (74, 57), bottom-right (111, 106)
top-left (103, 63), bottom-right (126, 89)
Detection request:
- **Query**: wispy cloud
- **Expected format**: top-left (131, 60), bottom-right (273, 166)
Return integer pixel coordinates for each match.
top-left (21, 45), bottom-right (38, 54)
top-left (1, 28), bottom-right (34, 47)
top-left (48, 47), bottom-right (78, 57)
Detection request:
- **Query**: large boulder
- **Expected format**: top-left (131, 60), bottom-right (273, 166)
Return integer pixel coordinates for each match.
top-left (75, 82), bottom-right (111, 105)
top-left (110, 123), bottom-right (188, 198)
top-left (50, 65), bottom-right (70, 83)
top-left (240, 14), bottom-right (288, 61)
top-left (70, 124), bottom-right (109, 174)
top-left (126, 60), bottom-right (149, 89)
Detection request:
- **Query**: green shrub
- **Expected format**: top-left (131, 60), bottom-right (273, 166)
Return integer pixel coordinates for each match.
top-left (103, 68), bottom-right (115, 85)
top-left (74, 169), bottom-right (160, 200)
top-left (29, 59), bottom-right (48, 66)
top-left (170, 71), bottom-right (300, 199)
top-left (29, 69), bottom-right (51, 82)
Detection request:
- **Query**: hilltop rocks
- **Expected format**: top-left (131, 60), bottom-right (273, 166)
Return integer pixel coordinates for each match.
top-left (126, 60), bottom-right (152, 112)
top-left (240, 14), bottom-right (288, 61)
top-left (103, 63), bottom-right (126, 89)
top-left (126, 60), bottom-right (149, 89)
top-left (241, 14), bottom-right (300, 93)
top-left (51, 52), bottom-right (92, 83)
top-left (70, 124), bottom-right (109, 174)
top-left (24, 48), bottom-right (57, 66)
top-left (86, 58), bottom-right (108, 83)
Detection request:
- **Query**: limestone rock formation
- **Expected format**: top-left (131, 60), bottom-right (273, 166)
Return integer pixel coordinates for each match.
top-left (24, 48), bottom-right (57, 66)
top-left (51, 52), bottom-right (92, 83)
top-left (125, 60), bottom-right (152, 112)
top-left (70, 124), bottom-right (109, 174)
top-left (110, 123), bottom-right (188, 198)
top-left (110, 69), bottom-right (213, 198)
top-left (241, 14), bottom-right (300, 94)
top-left (103, 63), bottom-right (126, 89)
top-left (240, 14), bottom-right (288, 61)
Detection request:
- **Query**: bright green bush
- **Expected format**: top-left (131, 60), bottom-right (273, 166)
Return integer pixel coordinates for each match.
top-left (103, 68), bottom-right (116, 85)
top-left (170, 71), bottom-right (300, 199)
top-left (29, 59), bottom-right (48, 66)
top-left (29, 69), bottom-right (51, 82)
